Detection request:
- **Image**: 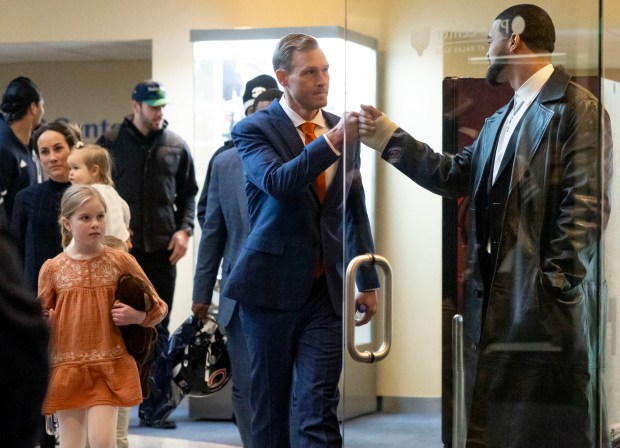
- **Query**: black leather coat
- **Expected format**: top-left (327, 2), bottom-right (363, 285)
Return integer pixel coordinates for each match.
top-left (382, 66), bottom-right (612, 447)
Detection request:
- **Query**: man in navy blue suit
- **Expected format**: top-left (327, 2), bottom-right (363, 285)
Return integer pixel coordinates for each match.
top-left (224, 33), bottom-right (379, 447)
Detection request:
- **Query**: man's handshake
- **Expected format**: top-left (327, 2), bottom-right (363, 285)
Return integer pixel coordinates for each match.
top-left (325, 105), bottom-right (398, 152)
top-left (358, 104), bottom-right (399, 152)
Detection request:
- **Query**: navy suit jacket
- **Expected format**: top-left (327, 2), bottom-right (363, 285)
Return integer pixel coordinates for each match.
top-left (224, 100), bottom-right (378, 316)
top-left (192, 148), bottom-right (249, 327)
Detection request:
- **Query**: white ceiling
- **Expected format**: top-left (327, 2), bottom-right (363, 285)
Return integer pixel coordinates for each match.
top-left (0, 40), bottom-right (151, 63)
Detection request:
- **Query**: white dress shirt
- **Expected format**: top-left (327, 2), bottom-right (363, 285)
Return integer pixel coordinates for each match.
top-left (492, 63), bottom-right (554, 184)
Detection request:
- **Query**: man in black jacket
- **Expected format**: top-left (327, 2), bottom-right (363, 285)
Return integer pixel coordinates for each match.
top-left (196, 74), bottom-right (278, 228)
top-left (98, 80), bottom-right (198, 429)
top-left (0, 76), bottom-right (45, 223)
top-left (359, 4), bottom-right (612, 447)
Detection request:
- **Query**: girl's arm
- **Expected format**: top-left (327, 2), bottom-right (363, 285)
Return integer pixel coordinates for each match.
top-left (37, 258), bottom-right (57, 312)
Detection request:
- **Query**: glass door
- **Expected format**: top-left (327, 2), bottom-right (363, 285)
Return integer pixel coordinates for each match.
top-left (342, 0), bottom-right (613, 446)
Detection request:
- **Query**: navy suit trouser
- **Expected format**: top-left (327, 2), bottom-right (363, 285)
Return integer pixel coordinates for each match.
top-left (239, 276), bottom-right (342, 448)
top-left (225, 306), bottom-right (253, 448)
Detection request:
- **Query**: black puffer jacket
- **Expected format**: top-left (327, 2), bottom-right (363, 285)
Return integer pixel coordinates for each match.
top-left (98, 116), bottom-right (198, 252)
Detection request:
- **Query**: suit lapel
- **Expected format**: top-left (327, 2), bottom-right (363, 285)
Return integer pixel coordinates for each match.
top-left (268, 101), bottom-right (305, 161)
top-left (231, 149), bottom-right (250, 229)
top-left (508, 102), bottom-right (553, 194)
top-left (320, 111), bottom-right (342, 204)
top-left (508, 66), bottom-right (567, 194)
top-left (472, 104), bottom-right (509, 199)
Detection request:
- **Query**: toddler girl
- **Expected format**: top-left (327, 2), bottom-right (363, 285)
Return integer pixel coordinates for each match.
top-left (38, 184), bottom-right (167, 448)
top-left (67, 143), bottom-right (131, 250)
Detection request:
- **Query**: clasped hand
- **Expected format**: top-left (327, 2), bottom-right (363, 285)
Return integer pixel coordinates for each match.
top-left (359, 104), bottom-right (399, 152)
top-left (326, 105), bottom-right (397, 152)
top-left (112, 301), bottom-right (146, 326)
top-left (325, 111), bottom-right (361, 149)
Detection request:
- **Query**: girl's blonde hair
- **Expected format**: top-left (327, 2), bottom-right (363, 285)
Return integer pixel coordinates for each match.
top-left (59, 184), bottom-right (107, 248)
top-left (70, 143), bottom-right (115, 186)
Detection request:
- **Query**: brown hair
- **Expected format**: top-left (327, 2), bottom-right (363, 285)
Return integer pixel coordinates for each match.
top-left (32, 120), bottom-right (82, 156)
top-left (272, 33), bottom-right (319, 73)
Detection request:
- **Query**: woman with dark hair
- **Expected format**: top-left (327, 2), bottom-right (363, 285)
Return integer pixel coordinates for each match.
top-left (11, 120), bottom-right (81, 294)
top-left (11, 120), bottom-right (79, 448)
top-left (0, 76), bottom-right (45, 222)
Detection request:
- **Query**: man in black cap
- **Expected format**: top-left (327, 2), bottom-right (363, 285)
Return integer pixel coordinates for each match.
top-left (196, 74), bottom-right (278, 227)
top-left (0, 76), bottom-right (45, 224)
top-left (98, 79), bottom-right (198, 430)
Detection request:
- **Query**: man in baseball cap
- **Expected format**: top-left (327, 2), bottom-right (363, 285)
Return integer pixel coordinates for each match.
top-left (131, 80), bottom-right (168, 107)
top-left (97, 80), bottom-right (198, 431)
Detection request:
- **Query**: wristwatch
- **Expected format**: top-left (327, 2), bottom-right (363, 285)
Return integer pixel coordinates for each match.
top-left (181, 226), bottom-right (193, 237)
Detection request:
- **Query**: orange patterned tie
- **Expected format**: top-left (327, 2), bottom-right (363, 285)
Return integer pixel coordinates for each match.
top-left (300, 122), bottom-right (326, 203)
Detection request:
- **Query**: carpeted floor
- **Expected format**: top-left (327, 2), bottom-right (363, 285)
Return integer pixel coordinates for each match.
top-left (128, 399), bottom-right (443, 447)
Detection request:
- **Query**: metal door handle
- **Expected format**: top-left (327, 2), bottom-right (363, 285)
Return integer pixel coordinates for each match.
top-left (452, 314), bottom-right (466, 447)
top-left (345, 253), bottom-right (392, 363)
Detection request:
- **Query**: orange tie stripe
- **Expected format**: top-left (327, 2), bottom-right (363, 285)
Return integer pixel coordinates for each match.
top-left (300, 122), bottom-right (326, 203)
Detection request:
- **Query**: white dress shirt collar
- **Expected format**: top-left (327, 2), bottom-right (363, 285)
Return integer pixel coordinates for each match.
top-left (279, 94), bottom-right (327, 132)
top-left (514, 63), bottom-right (554, 106)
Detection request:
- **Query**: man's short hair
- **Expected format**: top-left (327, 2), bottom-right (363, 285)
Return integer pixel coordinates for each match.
top-left (495, 4), bottom-right (555, 54)
top-left (272, 33), bottom-right (319, 73)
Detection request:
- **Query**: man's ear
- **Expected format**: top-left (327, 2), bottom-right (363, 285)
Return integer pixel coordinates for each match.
top-left (131, 100), bottom-right (141, 115)
top-left (509, 33), bottom-right (521, 52)
top-left (275, 69), bottom-right (288, 87)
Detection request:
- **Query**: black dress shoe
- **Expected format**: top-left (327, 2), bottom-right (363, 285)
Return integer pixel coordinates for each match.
top-left (139, 418), bottom-right (177, 429)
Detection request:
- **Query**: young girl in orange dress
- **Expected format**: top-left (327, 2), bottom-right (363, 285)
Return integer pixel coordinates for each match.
top-left (37, 184), bottom-right (168, 448)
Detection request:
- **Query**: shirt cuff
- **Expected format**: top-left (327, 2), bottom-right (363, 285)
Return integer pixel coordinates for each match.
top-left (322, 134), bottom-right (341, 156)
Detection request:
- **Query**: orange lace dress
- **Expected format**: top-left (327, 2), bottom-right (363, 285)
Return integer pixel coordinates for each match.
top-left (37, 245), bottom-right (167, 414)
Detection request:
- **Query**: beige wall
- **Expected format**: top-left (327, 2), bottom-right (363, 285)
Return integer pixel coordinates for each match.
top-left (0, 60), bottom-right (151, 142)
top-left (1, 0), bottom-right (617, 402)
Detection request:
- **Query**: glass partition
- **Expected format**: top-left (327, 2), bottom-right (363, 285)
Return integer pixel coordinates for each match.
top-left (343, 1), bottom-right (612, 446)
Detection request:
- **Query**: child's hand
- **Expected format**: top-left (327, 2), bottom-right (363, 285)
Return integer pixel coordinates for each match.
top-left (111, 301), bottom-right (146, 326)
top-left (44, 308), bottom-right (56, 328)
